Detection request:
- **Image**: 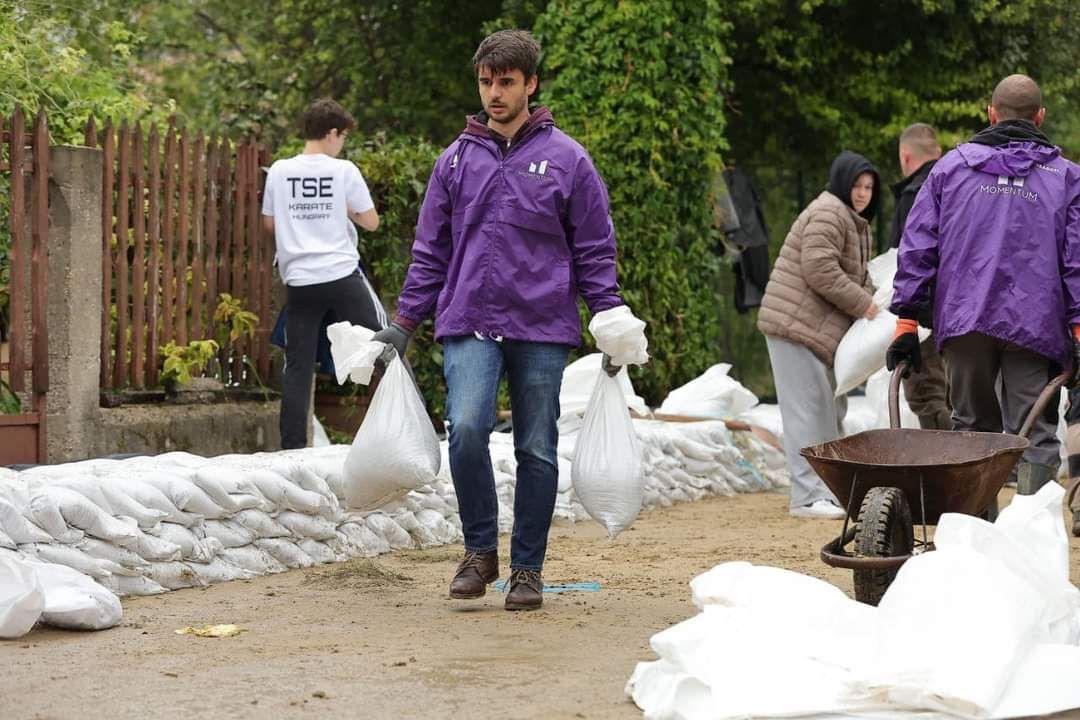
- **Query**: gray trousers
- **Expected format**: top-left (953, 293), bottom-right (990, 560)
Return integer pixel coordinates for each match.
top-left (942, 332), bottom-right (1060, 468)
top-left (765, 336), bottom-right (846, 509)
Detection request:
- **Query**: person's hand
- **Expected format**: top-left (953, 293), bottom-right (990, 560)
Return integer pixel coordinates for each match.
top-left (1070, 339), bottom-right (1080, 390)
top-left (886, 318), bottom-right (921, 376)
top-left (864, 303), bottom-right (879, 320)
top-left (601, 353), bottom-right (620, 377)
top-left (372, 323), bottom-right (412, 367)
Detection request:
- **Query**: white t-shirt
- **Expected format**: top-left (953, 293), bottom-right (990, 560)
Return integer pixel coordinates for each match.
top-left (262, 153), bottom-right (375, 286)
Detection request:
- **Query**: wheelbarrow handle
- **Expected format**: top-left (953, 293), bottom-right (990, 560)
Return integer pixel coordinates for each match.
top-left (889, 361), bottom-right (1069, 438)
top-left (1018, 370), bottom-right (1070, 439)
top-left (888, 362), bottom-right (909, 429)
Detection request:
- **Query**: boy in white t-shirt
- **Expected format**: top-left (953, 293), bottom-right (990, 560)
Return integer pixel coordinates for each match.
top-left (262, 98), bottom-right (388, 449)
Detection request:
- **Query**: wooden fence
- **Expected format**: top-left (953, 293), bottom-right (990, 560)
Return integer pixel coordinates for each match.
top-left (0, 106), bottom-right (49, 463)
top-left (84, 118), bottom-right (274, 391)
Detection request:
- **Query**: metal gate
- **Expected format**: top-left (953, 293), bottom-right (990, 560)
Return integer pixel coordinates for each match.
top-left (0, 107), bottom-right (49, 465)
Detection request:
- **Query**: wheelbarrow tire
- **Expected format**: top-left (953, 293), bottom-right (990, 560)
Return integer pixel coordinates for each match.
top-left (853, 486), bottom-right (914, 606)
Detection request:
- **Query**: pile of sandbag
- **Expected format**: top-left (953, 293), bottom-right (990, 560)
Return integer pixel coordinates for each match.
top-left (0, 417), bottom-right (784, 610)
top-left (626, 482), bottom-right (1080, 720)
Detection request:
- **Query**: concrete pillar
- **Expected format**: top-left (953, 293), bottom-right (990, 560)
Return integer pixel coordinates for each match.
top-left (45, 146), bottom-right (103, 463)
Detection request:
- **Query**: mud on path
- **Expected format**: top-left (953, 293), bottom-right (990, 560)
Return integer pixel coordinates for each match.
top-left (5, 488), bottom-right (1080, 720)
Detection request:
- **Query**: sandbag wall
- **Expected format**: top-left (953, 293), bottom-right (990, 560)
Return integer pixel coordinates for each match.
top-left (0, 420), bottom-right (786, 598)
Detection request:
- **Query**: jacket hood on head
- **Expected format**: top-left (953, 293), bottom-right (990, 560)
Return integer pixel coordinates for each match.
top-left (956, 140), bottom-right (1060, 178)
top-left (826, 150), bottom-right (881, 221)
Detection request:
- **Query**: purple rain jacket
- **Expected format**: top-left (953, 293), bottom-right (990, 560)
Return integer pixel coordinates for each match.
top-left (393, 107), bottom-right (624, 345)
top-left (891, 133), bottom-right (1080, 366)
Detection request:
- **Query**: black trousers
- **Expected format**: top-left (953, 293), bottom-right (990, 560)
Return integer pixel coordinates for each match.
top-left (281, 271), bottom-right (387, 449)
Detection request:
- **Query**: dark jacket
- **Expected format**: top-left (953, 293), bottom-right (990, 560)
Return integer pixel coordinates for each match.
top-left (889, 160), bottom-right (936, 249)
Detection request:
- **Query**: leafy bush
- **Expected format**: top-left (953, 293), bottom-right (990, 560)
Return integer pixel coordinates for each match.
top-left (535, 0), bottom-right (733, 403)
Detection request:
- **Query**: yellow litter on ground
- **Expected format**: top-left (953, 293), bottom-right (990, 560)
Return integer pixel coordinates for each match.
top-left (175, 624), bottom-right (246, 638)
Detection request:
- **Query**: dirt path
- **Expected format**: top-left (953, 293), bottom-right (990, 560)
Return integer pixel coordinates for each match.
top-left (4, 488), bottom-right (1080, 720)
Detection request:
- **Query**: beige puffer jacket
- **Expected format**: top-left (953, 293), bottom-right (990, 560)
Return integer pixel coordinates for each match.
top-left (757, 191), bottom-right (875, 365)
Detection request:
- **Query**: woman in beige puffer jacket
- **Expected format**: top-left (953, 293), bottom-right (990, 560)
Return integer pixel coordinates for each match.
top-left (757, 151), bottom-right (880, 518)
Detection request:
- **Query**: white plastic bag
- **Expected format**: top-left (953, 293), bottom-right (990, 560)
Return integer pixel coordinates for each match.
top-left (0, 553), bottom-right (44, 639)
top-left (342, 355), bottom-right (441, 511)
top-left (588, 305), bottom-right (649, 366)
top-left (33, 561), bottom-right (123, 631)
top-left (571, 374), bottom-right (644, 538)
top-left (658, 363), bottom-right (758, 419)
top-left (834, 249), bottom-right (932, 396)
top-left (326, 321), bottom-right (383, 385)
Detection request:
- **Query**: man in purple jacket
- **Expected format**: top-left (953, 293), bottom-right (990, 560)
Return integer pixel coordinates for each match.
top-left (887, 74), bottom-right (1080, 495)
top-left (373, 30), bottom-right (626, 610)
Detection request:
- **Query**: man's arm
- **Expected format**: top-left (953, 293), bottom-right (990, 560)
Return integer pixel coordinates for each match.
top-left (350, 208), bottom-right (380, 232)
top-left (565, 158), bottom-right (623, 314)
top-left (393, 158), bottom-right (454, 329)
top-left (890, 172), bottom-right (942, 319)
top-left (262, 216), bottom-right (274, 234)
top-left (800, 215), bottom-right (874, 319)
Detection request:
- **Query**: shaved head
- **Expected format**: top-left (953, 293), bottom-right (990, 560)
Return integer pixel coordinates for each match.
top-left (899, 123), bottom-right (940, 160)
top-left (991, 74), bottom-right (1043, 121)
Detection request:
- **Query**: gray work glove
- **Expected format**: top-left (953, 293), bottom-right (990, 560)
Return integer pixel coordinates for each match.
top-left (601, 353), bottom-right (620, 377)
top-left (372, 323), bottom-right (413, 367)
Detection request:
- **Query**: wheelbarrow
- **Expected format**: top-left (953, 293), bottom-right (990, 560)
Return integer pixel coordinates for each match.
top-left (800, 362), bottom-right (1068, 606)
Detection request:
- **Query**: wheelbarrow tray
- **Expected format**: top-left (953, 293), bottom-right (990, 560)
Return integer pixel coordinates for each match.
top-left (801, 428), bottom-right (1028, 525)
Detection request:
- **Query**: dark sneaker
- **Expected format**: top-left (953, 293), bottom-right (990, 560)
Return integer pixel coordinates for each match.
top-left (504, 569), bottom-right (543, 611)
top-left (449, 550), bottom-right (498, 599)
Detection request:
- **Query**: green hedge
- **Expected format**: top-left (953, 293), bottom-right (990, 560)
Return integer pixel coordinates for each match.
top-left (536, 0), bottom-right (733, 404)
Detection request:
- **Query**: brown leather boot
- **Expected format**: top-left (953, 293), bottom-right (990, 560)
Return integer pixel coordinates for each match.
top-left (504, 569), bottom-right (543, 611)
top-left (449, 550), bottom-right (499, 599)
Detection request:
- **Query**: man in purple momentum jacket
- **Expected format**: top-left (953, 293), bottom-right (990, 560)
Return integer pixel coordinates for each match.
top-left (887, 74), bottom-right (1080, 494)
top-left (373, 30), bottom-right (625, 610)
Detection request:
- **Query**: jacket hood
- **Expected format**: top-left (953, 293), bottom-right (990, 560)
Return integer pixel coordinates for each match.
top-left (464, 106), bottom-right (554, 143)
top-left (969, 119), bottom-right (1052, 148)
top-left (955, 140), bottom-right (1060, 178)
top-left (826, 150), bottom-right (881, 221)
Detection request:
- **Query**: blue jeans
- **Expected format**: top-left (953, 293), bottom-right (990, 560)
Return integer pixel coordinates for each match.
top-left (443, 336), bottom-right (570, 571)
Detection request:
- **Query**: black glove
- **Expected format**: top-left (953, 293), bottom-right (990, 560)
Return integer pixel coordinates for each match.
top-left (1069, 340), bottom-right (1080, 389)
top-left (886, 331), bottom-right (922, 376)
top-left (372, 323), bottom-right (412, 367)
top-left (601, 353), bottom-right (620, 377)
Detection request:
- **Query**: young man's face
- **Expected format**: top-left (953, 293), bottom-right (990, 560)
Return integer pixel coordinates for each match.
top-left (477, 66), bottom-right (537, 126)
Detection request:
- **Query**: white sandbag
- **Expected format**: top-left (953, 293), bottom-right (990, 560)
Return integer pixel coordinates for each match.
top-left (364, 513), bottom-right (415, 551)
top-left (736, 403), bottom-right (784, 443)
top-left (312, 414), bottom-right (332, 448)
top-left (144, 561), bottom-right (204, 590)
top-left (0, 554), bottom-right (44, 638)
top-left (123, 527), bottom-right (183, 562)
top-left (219, 546), bottom-right (287, 575)
top-left (337, 522), bottom-right (391, 557)
top-left (47, 475), bottom-right (116, 515)
top-left (412, 509), bottom-right (459, 548)
top-left (94, 484), bottom-right (168, 530)
top-left (244, 469), bottom-right (328, 515)
top-left (77, 538), bottom-right (150, 571)
top-left (232, 509), bottom-right (293, 539)
top-left (834, 308), bottom-right (931, 397)
top-left (0, 528), bottom-right (14, 550)
top-left (297, 538), bottom-right (337, 564)
top-left (572, 373), bottom-right (644, 538)
top-left (31, 487), bottom-right (139, 545)
top-left (864, 366), bottom-right (921, 431)
top-left (105, 477), bottom-right (199, 527)
top-left (326, 321), bottom-right (383, 385)
top-left (588, 305), bottom-right (649, 366)
top-left (658, 363), bottom-right (758, 419)
top-left (201, 519), bottom-right (257, 548)
top-left (275, 511), bottom-right (338, 541)
top-left (341, 354), bottom-right (441, 511)
top-left (559, 353), bottom-right (649, 418)
top-left (183, 557), bottom-right (253, 585)
top-left (102, 574), bottom-right (168, 597)
top-left (190, 468), bottom-right (263, 512)
top-left (140, 474), bottom-right (227, 519)
top-left (255, 538), bottom-right (315, 569)
top-left (25, 492), bottom-right (85, 544)
top-left (33, 561), bottom-right (123, 630)
top-left (152, 522), bottom-right (217, 563)
top-left (23, 543), bottom-right (116, 579)
top-left (0, 498), bottom-right (53, 544)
